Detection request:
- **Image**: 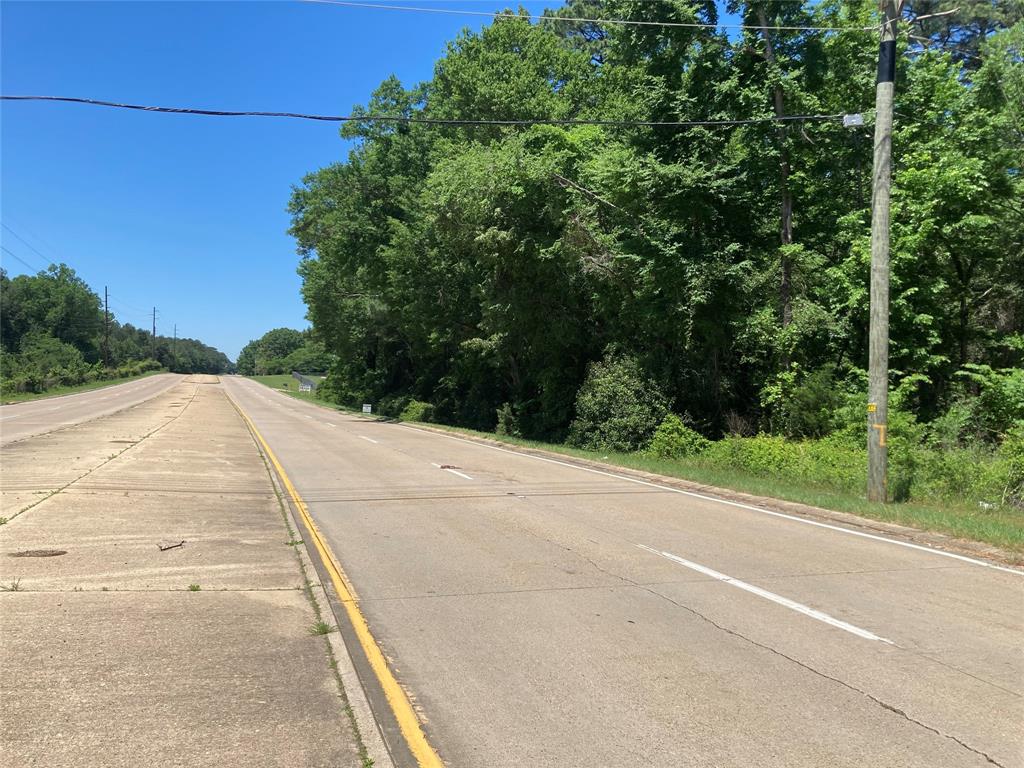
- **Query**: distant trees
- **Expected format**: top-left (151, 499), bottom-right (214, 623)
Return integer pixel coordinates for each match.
top-left (235, 327), bottom-right (335, 376)
top-left (0, 265), bottom-right (232, 394)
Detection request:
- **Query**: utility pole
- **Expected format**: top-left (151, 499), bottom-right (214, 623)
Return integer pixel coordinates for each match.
top-left (867, 0), bottom-right (900, 502)
top-left (103, 286), bottom-right (110, 369)
top-left (151, 307), bottom-right (157, 361)
top-left (173, 324), bottom-right (178, 372)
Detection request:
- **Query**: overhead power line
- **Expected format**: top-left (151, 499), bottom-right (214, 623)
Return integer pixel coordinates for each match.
top-left (1, 224), bottom-right (50, 269)
top-left (0, 96), bottom-right (847, 128)
top-left (1, 245), bottom-right (43, 273)
top-left (302, 0), bottom-right (876, 32)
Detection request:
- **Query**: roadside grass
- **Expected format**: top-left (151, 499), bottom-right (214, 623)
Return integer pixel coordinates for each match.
top-left (187, 583), bottom-right (201, 592)
top-left (0, 370), bottom-right (166, 404)
top-left (248, 375), bottom-right (356, 412)
top-left (409, 423), bottom-right (1024, 556)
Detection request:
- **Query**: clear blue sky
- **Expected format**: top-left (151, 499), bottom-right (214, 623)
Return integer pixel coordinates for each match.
top-left (1, 0), bottom-right (556, 360)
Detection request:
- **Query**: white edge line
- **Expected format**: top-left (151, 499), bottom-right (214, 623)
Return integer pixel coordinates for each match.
top-left (637, 545), bottom-right (893, 644)
top-left (444, 468), bottom-right (474, 481)
top-left (402, 425), bottom-right (1022, 576)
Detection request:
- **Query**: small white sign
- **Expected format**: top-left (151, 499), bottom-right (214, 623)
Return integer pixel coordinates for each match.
top-left (842, 113), bottom-right (864, 127)
top-left (362, 404), bottom-right (372, 414)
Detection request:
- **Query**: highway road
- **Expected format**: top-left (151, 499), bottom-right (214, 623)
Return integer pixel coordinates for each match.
top-left (0, 373), bottom-right (183, 445)
top-left (223, 376), bottom-right (1024, 768)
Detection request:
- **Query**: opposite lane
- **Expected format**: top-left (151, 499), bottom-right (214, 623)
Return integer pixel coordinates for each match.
top-left (0, 373), bottom-right (184, 445)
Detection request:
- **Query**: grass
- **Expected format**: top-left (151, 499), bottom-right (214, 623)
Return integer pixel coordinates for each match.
top-left (187, 583), bottom-right (201, 592)
top-left (0, 369), bottom-right (166, 404)
top-left (248, 375), bottom-right (355, 411)
top-left (308, 620), bottom-right (335, 636)
top-left (1, 578), bottom-right (23, 592)
top-left (410, 422), bottom-right (1024, 556)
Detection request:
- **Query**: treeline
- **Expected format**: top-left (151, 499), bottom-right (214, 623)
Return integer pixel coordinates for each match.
top-left (236, 327), bottom-right (335, 376)
top-left (288, 2), bottom-right (1022, 498)
top-left (0, 265), bottom-right (232, 394)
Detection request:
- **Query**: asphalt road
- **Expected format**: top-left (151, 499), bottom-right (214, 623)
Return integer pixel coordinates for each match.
top-left (223, 377), bottom-right (1024, 768)
top-left (0, 374), bottom-right (183, 445)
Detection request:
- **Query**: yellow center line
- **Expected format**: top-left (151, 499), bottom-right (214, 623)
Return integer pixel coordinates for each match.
top-left (232, 397), bottom-right (445, 768)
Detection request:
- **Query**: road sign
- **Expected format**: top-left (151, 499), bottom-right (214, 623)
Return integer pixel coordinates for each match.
top-left (362, 404), bottom-right (372, 414)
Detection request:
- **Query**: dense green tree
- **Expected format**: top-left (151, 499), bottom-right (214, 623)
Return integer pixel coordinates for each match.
top-left (288, 2), bottom-right (1022, 443)
top-left (1, 265), bottom-right (231, 393)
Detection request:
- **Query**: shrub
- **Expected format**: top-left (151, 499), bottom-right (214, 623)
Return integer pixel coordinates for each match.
top-left (495, 402), bottom-right (520, 436)
top-left (999, 424), bottom-right (1024, 505)
top-left (400, 399), bottom-right (434, 423)
top-left (567, 353), bottom-right (667, 452)
top-left (647, 414), bottom-right (710, 458)
top-left (761, 364), bottom-right (849, 438)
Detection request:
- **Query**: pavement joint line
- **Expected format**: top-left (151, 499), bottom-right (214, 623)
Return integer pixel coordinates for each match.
top-left (0, 374), bottom-right (183, 447)
top-left (229, 392), bottom-right (445, 768)
top-left (1, 383), bottom-right (202, 524)
top-left (637, 544), bottom-right (894, 644)
top-left (403, 424), bottom-right (1024, 576)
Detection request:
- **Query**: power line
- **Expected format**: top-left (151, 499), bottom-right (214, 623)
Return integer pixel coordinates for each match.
top-left (1, 224), bottom-right (50, 269)
top-left (0, 96), bottom-right (848, 128)
top-left (1, 245), bottom-right (42, 273)
top-left (108, 294), bottom-right (150, 314)
top-left (302, 0), bottom-right (876, 33)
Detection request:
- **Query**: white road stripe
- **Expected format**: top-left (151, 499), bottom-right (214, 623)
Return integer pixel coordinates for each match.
top-left (359, 435), bottom-right (379, 444)
top-left (408, 426), bottom-right (1022, 576)
top-left (444, 468), bottom-right (474, 481)
top-left (327, 423), bottom-right (337, 428)
top-left (638, 545), bottom-right (893, 644)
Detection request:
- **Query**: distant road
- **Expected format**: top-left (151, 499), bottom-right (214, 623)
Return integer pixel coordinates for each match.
top-left (0, 373), bottom-right (183, 445)
top-left (224, 376), bottom-right (1023, 768)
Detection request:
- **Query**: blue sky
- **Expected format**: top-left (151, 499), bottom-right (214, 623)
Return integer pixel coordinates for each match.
top-left (1, 0), bottom-right (556, 359)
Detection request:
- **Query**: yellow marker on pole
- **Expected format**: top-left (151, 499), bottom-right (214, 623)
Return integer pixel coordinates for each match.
top-left (234, 402), bottom-right (445, 768)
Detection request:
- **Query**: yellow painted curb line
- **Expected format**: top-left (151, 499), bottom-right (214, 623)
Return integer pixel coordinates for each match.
top-left (234, 403), bottom-right (445, 768)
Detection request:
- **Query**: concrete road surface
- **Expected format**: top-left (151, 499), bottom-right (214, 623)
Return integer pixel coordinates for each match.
top-left (0, 373), bottom-right (183, 445)
top-left (1, 377), bottom-right (368, 767)
top-left (224, 376), bottom-right (1024, 768)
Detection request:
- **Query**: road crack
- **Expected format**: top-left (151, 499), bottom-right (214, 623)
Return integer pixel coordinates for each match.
top-left (640, 585), bottom-right (1006, 767)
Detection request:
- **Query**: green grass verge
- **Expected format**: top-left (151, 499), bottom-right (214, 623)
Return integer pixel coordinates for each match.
top-left (411, 423), bottom-right (1024, 556)
top-left (247, 375), bottom-right (353, 410)
top-left (0, 370), bottom-right (167, 404)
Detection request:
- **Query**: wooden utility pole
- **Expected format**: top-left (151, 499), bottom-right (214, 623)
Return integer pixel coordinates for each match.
top-left (151, 307), bottom-right (157, 361)
top-left (103, 286), bottom-right (110, 369)
top-left (756, 6), bottom-right (794, 333)
top-left (867, 0), bottom-right (900, 502)
top-left (173, 324), bottom-right (178, 372)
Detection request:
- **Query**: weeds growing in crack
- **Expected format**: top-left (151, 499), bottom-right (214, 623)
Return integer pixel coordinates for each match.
top-left (309, 621), bottom-right (335, 636)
